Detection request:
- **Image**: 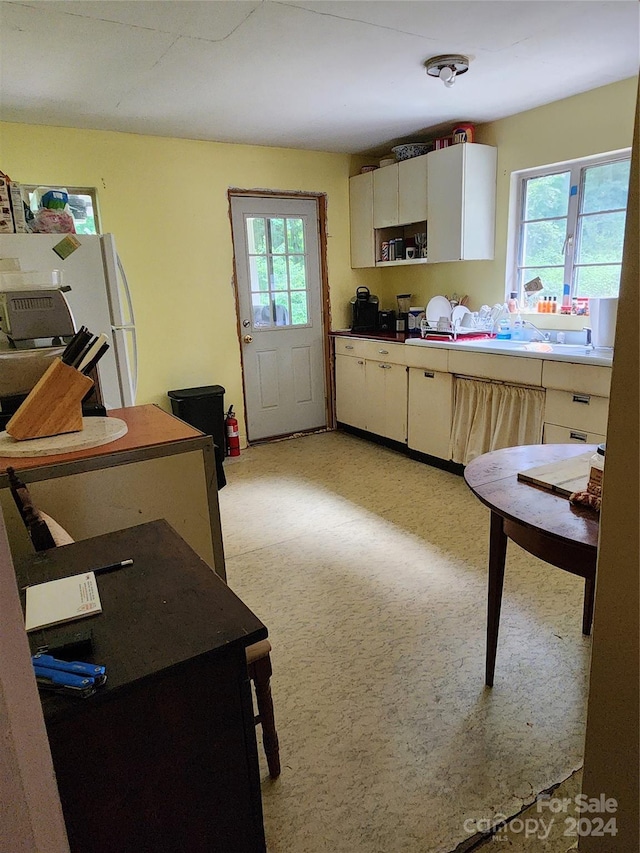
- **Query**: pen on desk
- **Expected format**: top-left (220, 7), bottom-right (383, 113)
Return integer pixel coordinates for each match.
top-left (93, 559), bottom-right (134, 575)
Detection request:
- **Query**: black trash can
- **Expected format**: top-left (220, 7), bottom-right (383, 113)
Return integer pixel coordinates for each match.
top-left (168, 385), bottom-right (227, 489)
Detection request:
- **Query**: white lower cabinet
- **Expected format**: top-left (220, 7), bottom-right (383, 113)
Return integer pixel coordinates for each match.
top-left (365, 360), bottom-right (407, 443)
top-left (335, 352), bottom-right (407, 442)
top-left (336, 335), bottom-right (612, 463)
top-left (541, 362), bottom-right (611, 447)
top-left (407, 368), bottom-right (453, 459)
top-left (335, 354), bottom-right (367, 430)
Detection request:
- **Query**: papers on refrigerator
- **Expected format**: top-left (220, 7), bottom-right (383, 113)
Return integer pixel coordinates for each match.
top-left (25, 572), bottom-right (102, 632)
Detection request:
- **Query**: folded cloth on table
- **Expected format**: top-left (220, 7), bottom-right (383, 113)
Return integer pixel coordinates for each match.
top-left (569, 489), bottom-right (601, 512)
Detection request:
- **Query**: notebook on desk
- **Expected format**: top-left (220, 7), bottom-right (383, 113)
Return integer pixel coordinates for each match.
top-left (517, 451), bottom-right (592, 498)
top-left (25, 572), bottom-right (102, 632)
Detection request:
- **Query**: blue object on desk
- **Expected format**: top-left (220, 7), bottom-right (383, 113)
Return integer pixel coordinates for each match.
top-left (32, 653), bottom-right (107, 697)
top-left (32, 653), bottom-right (106, 684)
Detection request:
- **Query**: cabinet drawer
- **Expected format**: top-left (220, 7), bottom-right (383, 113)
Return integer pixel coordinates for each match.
top-left (359, 340), bottom-right (406, 365)
top-left (543, 423), bottom-right (606, 446)
top-left (404, 345), bottom-right (449, 372)
top-left (334, 337), bottom-right (369, 358)
top-left (448, 351), bottom-right (543, 386)
top-left (544, 389), bottom-right (609, 435)
top-left (334, 337), bottom-right (406, 365)
top-left (542, 361), bottom-right (612, 396)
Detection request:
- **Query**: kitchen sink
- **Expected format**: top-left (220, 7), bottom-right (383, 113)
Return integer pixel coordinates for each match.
top-left (452, 339), bottom-right (593, 355)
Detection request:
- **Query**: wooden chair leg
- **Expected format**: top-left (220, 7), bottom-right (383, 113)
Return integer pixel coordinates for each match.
top-left (249, 653), bottom-right (281, 779)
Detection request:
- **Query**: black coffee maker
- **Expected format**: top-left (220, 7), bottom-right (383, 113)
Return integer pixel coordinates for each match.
top-left (350, 287), bottom-right (379, 332)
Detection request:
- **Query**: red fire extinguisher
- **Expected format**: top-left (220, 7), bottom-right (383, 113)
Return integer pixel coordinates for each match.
top-left (225, 406), bottom-right (241, 457)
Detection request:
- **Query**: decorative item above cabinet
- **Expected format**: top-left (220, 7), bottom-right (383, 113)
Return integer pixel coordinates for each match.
top-left (349, 142), bottom-right (497, 269)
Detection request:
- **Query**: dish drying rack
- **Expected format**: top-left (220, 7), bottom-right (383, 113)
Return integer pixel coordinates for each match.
top-left (420, 317), bottom-right (495, 341)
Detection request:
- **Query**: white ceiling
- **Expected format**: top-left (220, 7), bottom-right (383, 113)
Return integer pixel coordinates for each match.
top-left (1, 1), bottom-right (638, 154)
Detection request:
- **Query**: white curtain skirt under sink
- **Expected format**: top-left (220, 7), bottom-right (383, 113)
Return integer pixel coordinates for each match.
top-left (450, 377), bottom-right (545, 465)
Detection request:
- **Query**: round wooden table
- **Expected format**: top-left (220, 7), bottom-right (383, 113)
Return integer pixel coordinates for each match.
top-left (464, 444), bottom-right (599, 686)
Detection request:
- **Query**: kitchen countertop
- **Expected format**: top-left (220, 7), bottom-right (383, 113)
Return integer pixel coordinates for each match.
top-left (332, 329), bottom-right (613, 366)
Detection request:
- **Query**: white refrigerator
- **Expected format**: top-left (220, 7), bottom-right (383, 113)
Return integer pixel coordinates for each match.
top-left (0, 233), bottom-right (137, 409)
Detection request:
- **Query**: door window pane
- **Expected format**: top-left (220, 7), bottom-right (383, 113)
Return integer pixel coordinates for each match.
top-left (271, 256), bottom-right (288, 290)
top-left (286, 218), bottom-right (305, 253)
top-left (524, 172), bottom-right (570, 220)
top-left (288, 255), bottom-right (306, 289)
top-left (273, 293), bottom-right (290, 326)
top-left (247, 218), bottom-right (266, 254)
top-left (249, 256), bottom-right (269, 291)
top-left (269, 218), bottom-right (286, 253)
top-left (290, 290), bottom-right (309, 325)
top-left (252, 292), bottom-right (271, 326)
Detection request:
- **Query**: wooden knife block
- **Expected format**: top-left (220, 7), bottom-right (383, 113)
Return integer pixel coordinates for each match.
top-left (6, 358), bottom-right (94, 441)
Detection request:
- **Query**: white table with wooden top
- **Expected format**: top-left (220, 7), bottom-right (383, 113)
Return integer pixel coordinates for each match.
top-left (0, 404), bottom-right (226, 579)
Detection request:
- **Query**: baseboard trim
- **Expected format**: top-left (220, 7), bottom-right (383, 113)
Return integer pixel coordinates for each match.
top-left (336, 423), bottom-right (464, 476)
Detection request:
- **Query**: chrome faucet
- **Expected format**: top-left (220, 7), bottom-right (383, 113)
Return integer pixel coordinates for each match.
top-left (583, 327), bottom-right (593, 347)
top-left (522, 320), bottom-right (550, 342)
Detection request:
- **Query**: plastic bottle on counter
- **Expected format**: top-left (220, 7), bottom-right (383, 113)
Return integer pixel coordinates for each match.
top-left (507, 291), bottom-right (519, 313)
top-left (587, 444), bottom-right (605, 495)
top-left (496, 318), bottom-right (511, 340)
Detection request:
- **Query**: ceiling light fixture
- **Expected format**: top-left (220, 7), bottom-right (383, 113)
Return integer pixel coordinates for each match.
top-left (425, 54), bottom-right (470, 88)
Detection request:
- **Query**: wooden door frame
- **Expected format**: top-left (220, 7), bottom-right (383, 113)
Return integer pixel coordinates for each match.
top-left (228, 189), bottom-right (334, 444)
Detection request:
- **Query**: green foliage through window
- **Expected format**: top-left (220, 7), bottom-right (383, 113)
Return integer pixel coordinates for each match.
top-left (247, 215), bottom-right (309, 328)
top-left (514, 155), bottom-right (630, 304)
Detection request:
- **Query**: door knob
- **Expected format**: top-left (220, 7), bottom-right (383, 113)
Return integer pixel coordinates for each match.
top-left (243, 334), bottom-right (253, 344)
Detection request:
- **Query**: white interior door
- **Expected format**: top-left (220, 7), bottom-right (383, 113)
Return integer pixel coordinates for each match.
top-left (231, 196), bottom-right (327, 441)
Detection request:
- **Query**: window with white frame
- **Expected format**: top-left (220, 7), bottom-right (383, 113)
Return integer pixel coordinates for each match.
top-left (512, 152), bottom-right (631, 309)
top-left (23, 185), bottom-right (100, 235)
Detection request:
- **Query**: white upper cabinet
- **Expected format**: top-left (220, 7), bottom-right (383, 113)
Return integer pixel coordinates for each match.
top-left (398, 155), bottom-right (428, 224)
top-left (349, 171), bottom-right (376, 268)
top-left (426, 143), bottom-right (497, 263)
top-left (372, 155), bottom-right (429, 229)
top-left (373, 163), bottom-right (399, 228)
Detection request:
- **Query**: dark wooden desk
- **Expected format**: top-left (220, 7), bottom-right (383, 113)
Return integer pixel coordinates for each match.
top-left (464, 444), bottom-right (599, 687)
top-left (17, 519), bottom-right (267, 853)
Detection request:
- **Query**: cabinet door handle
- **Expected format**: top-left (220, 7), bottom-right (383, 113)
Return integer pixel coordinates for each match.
top-left (573, 394), bottom-right (591, 404)
top-left (345, 345), bottom-right (354, 350)
top-left (423, 371), bottom-right (435, 379)
top-left (357, 360), bottom-right (364, 365)
top-left (378, 363), bottom-right (392, 369)
top-left (570, 431), bottom-right (588, 442)
top-left (378, 349), bottom-right (389, 354)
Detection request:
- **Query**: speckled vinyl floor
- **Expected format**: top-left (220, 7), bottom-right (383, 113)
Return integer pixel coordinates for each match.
top-left (218, 431), bottom-right (589, 853)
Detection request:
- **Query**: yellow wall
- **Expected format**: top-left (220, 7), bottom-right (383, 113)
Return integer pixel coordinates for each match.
top-left (380, 77), bottom-right (638, 314)
top-left (0, 123), bottom-right (379, 431)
